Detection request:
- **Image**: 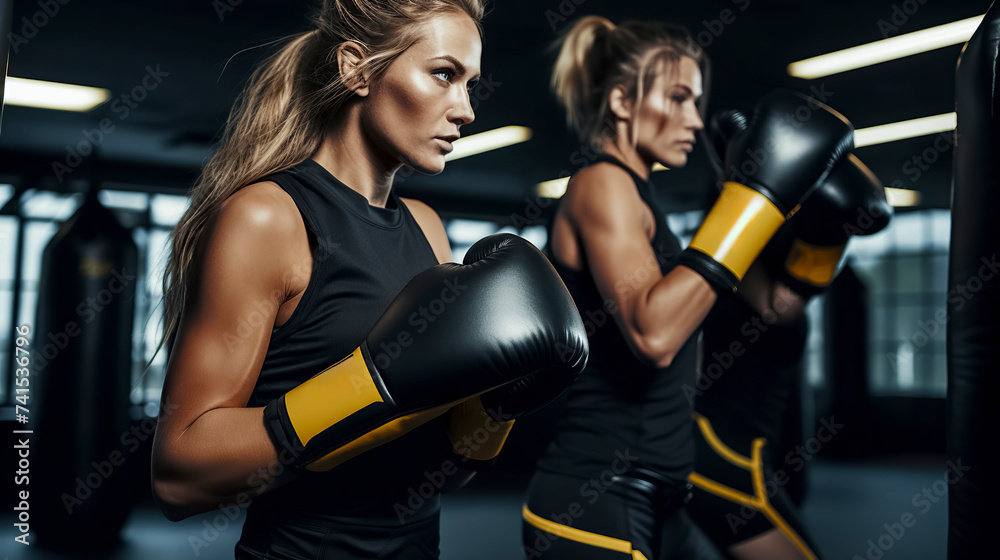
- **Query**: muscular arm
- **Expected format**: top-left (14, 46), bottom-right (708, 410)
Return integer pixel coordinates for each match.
top-left (152, 183), bottom-right (309, 521)
top-left (565, 165), bottom-right (717, 369)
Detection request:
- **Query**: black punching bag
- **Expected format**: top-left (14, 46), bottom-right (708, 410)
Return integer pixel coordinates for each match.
top-left (948, 3), bottom-right (1000, 556)
top-left (30, 185), bottom-right (137, 547)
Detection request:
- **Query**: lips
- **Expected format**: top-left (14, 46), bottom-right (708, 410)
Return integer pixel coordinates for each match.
top-left (435, 135), bottom-right (459, 154)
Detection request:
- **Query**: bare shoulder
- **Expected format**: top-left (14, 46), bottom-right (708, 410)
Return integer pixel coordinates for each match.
top-left (399, 196), bottom-right (436, 218)
top-left (217, 181), bottom-right (302, 235)
top-left (563, 162), bottom-right (644, 226)
top-left (201, 181), bottom-right (310, 292)
top-left (400, 197), bottom-right (451, 264)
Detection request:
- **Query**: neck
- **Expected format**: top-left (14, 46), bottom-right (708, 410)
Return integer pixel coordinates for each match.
top-left (312, 103), bottom-right (400, 208)
top-left (602, 121), bottom-right (652, 181)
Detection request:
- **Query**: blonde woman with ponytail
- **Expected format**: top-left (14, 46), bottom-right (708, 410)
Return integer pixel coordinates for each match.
top-left (521, 13), bottom-right (839, 559)
top-left (148, 1), bottom-right (591, 558)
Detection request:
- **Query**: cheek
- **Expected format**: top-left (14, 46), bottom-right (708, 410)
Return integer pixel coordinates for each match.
top-left (393, 78), bottom-right (432, 121)
top-left (640, 98), bottom-right (672, 136)
top-left (369, 75), bottom-right (437, 147)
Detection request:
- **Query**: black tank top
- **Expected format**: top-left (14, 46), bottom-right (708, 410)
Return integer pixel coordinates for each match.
top-left (537, 155), bottom-right (698, 484)
top-left (243, 158), bottom-right (448, 524)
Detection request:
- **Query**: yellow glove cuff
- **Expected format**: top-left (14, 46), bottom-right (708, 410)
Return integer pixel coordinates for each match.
top-left (446, 395), bottom-right (515, 462)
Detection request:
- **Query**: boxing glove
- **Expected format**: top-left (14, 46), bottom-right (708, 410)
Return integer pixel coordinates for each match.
top-left (679, 89), bottom-right (854, 293)
top-left (264, 233), bottom-right (589, 472)
top-left (445, 235), bottom-right (588, 465)
top-left (765, 154), bottom-right (892, 296)
top-left (445, 362), bottom-right (583, 465)
top-left (708, 109), bottom-right (893, 296)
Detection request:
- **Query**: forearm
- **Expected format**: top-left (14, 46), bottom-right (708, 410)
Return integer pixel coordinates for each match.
top-left (631, 265), bottom-right (717, 367)
top-left (152, 406), bottom-right (294, 520)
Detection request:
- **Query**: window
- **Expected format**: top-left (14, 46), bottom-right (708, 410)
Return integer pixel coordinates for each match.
top-left (851, 209), bottom-right (949, 397)
top-left (0, 189), bottom-right (189, 419)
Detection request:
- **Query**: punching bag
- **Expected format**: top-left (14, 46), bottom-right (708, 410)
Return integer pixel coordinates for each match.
top-left (948, 3), bottom-right (1000, 556)
top-left (30, 185), bottom-right (137, 547)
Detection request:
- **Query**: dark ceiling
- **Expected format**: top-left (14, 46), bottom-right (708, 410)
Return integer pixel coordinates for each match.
top-left (0, 0), bottom-right (987, 223)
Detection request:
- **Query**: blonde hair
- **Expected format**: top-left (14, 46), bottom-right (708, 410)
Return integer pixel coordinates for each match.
top-left (551, 16), bottom-right (709, 147)
top-left (156, 0), bottom-right (485, 363)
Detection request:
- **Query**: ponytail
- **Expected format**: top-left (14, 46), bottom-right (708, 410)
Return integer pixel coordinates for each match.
top-left (551, 15), bottom-right (615, 139)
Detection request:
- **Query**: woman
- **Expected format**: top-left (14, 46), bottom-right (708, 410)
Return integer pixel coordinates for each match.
top-left (521, 15), bottom-right (851, 560)
top-left (149, 1), bottom-right (588, 558)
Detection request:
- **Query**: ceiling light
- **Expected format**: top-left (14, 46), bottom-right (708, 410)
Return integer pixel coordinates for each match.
top-left (445, 125), bottom-right (532, 161)
top-left (884, 187), bottom-right (922, 207)
top-left (854, 113), bottom-right (956, 147)
top-left (537, 177), bottom-right (569, 199)
top-left (788, 15), bottom-right (983, 79)
top-left (3, 76), bottom-right (111, 112)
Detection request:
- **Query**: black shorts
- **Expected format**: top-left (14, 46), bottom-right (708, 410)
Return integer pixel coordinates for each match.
top-left (522, 469), bottom-right (724, 560)
top-left (687, 413), bottom-right (820, 558)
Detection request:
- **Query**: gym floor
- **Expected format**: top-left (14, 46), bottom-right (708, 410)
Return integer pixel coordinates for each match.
top-left (0, 455), bottom-right (947, 559)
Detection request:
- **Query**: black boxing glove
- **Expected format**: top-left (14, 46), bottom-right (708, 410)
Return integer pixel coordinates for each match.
top-left (679, 89), bottom-right (854, 293)
top-left (707, 108), bottom-right (892, 296)
top-left (445, 235), bottom-right (589, 466)
top-left (263, 233), bottom-right (589, 472)
top-left (762, 153), bottom-right (893, 296)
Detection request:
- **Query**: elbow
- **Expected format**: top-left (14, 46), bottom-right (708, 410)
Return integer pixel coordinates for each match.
top-left (653, 351), bottom-right (676, 369)
top-left (152, 476), bottom-right (197, 522)
top-left (631, 332), bottom-right (678, 370)
top-left (151, 450), bottom-right (207, 522)
top-left (648, 347), bottom-right (676, 369)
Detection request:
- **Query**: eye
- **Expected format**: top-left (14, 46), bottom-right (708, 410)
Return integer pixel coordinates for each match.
top-left (466, 79), bottom-right (480, 93)
top-left (432, 69), bottom-right (455, 83)
top-left (672, 94), bottom-right (689, 104)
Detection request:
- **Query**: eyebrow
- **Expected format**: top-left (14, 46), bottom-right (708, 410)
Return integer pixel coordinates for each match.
top-left (671, 84), bottom-right (703, 99)
top-left (431, 55), bottom-right (481, 81)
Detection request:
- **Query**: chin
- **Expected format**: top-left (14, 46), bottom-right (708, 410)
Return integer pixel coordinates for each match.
top-left (661, 153), bottom-right (688, 169)
top-left (405, 154), bottom-right (446, 176)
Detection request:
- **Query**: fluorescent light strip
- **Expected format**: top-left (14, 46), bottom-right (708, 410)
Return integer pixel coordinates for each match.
top-left (4, 76), bottom-right (111, 112)
top-left (537, 163), bottom-right (669, 199)
top-left (445, 125), bottom-right (532, 161)
top-left (788, 15), bottom-right (983, 79)
top-left (537, 177), bottom-right (569, 199)
top-left (884, 187), bottom-right (921, 207)
top-left (854, 112), bottom-right (956, 147)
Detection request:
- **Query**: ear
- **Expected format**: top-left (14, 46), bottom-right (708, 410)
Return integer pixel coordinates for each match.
top-left (608, 84), bottom-right (633, 122)
top-left (337, 41), bottom-right (370, 97)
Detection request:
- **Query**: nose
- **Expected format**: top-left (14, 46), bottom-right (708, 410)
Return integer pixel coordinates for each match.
top-left (450, 87), bottom-right (476, 128)
top-left (689, 104), bottom-right (705, 131)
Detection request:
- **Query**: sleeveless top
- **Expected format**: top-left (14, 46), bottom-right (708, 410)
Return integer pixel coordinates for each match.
top-left (242, 158), bottom-right (448, 524)
top-left (536, 155), bottom-right (698, 485)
